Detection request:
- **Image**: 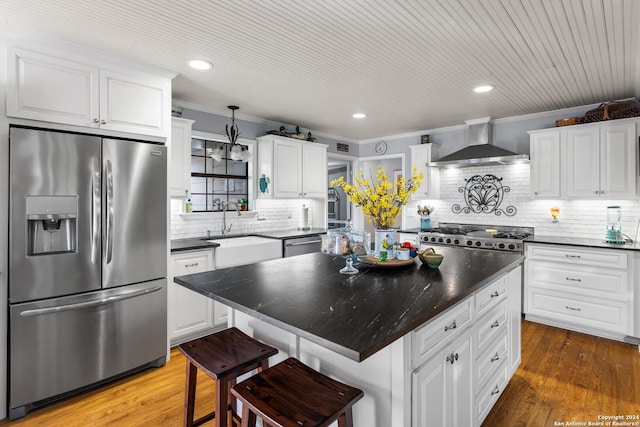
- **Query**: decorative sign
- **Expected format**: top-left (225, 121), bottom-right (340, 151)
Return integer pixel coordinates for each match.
top-left (337, 143), bottom-right (349, 152)
top-left (452, 174), bottom-right (516, 216)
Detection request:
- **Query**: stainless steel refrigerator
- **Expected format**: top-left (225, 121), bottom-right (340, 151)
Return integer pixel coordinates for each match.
top-left (8, 126), bottom-right (168, 419)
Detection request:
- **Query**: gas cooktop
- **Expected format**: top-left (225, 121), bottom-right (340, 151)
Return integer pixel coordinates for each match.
top-left (418, 223), bottom-right (534, 252)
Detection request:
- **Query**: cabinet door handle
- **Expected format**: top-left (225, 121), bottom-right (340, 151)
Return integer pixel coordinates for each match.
top-left (595, 190), bottom-right (599, 194)
top-left (565, 277), bottom-right (582, 282)
top-left (446, 352), bottom-right (459, 364)
top-left (444, 320), bottom-right (457, 332)
top-left (491, 386), bottom-right (500, 396)
top-left (93, 118), bottom-right (100, 123)
top-left (185, 262), bottom-right (199, 268)
top-left (565, 305), bottom-right (581, 312)
top-left (490, 291), bottom-right (500, 298)
top-left (101, 119), bottom-right (107, 125)
top-left (490, 353), bottom-right (500, 362)
top-left (490, 320), bottom-right (500, 328)
top-left (565, 254), bottom-right (581, 259)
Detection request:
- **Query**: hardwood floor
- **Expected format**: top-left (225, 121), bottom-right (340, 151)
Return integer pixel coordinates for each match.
top-left (0, 347), bottom-right (215, 426)
top-left (483, 320), bottom-right (640, 426)
top-left (0, 321), bottom-right (638, 426)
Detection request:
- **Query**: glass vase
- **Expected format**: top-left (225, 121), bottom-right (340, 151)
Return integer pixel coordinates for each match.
top-left (374, 229), bottom-right (396, 258)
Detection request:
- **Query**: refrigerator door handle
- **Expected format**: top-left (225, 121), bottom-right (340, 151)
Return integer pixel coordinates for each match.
top-left (91, 158), bottom-right (101, 265)
top-left (18, 286), bottom-right (163, 317)
top-left (106, 159), bottom-right (114, 264)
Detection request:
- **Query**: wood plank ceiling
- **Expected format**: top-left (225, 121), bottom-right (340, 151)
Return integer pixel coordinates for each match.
top-left (1, 0), bottom-right (639, 140)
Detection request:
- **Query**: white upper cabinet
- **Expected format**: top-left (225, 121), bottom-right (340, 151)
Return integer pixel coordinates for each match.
top-left (529, 130), bottom-right (561, 198)
top-left (169, 118), bottom-right (194, 198)
top-left (529, 119), bottom-right (638, 200)
top-left (257, 135), bottom-right (328, 199)
top-left (6, 47), bottom-right (171, 138)
top-left (409, 144), bottom-right (440, 200)
top-left (566, 122), bottom-right (636, 199)
top-left (599, 122), bottom-right (637, 199)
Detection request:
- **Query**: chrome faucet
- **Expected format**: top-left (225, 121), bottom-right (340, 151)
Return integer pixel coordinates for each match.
top-left (221, 201), bottom-right (241, 237)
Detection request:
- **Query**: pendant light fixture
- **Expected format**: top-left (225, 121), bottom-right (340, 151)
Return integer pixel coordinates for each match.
top-left (220, 105), bottom-right (252, 162)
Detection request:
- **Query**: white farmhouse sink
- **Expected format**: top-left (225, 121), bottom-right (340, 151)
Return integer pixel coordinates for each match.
top-left (207, 236), bottom-right (282, 269)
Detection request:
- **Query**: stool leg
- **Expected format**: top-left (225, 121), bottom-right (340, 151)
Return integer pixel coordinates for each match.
top-left (241, 402), bottom-right (257, 427)
top-left (337, 408), bottom-right (354, 427)
top-left (216, 377), bottom-right (230, 427)
top-left (184, 361), bottom-right (198, 427)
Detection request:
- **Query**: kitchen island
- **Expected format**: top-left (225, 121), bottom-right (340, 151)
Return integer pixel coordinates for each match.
top-left (175, 247), bottom-right (523, 426)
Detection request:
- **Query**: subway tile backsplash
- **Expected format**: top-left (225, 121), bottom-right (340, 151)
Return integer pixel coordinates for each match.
top-left (172, 164), bottom-right (640, 242)
top-left (170, 199), bottom-right (314, 239)
top-left (406, 164), bottom-right (640, 241)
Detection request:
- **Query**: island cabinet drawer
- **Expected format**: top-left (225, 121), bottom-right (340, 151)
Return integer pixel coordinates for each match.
top-left (475, 276), bottom-right (507, 319)
top-left (412, 297), bottom-right (473, 368)
top-left (476, 359), bottom-right (509, 426)
top-left (526, 244), bottom-right (628, 269)
top-left (476, 331), bottom-right (508, 393)
top-left (527, 260), bottom-right (628, 300)
top-left (526, 287), bottom-right (631, 334)
top-left (475, 303), bottom-right (508, 354)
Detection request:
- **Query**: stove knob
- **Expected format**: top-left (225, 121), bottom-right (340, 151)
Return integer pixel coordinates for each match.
top-left (508, 244), bottom-right (516, 250)
top-left (498, 243), bottom-right (505, 249)
top-left (445, 238), bottom-right (452, 244)
top-left (430, 237), bottom-right (437, 243)
top-left (466, 240), bottom-right (473, 246)
top-left (438, 237), bottom-right (444, 243)
top-left (453, 239), bottom-right (460, 245)
top-left (475, 241), bottom-right (481, 247)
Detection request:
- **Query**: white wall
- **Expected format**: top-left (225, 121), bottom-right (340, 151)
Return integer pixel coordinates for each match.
top-left (404, 163), bottom-right (640, 240)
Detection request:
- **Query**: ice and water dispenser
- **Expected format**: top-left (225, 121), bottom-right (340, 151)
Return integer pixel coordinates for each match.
top-left (26, 195), bottom-right (78, 255)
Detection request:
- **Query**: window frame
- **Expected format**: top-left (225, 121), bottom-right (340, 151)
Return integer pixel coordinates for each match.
top-left (189, 131), bottom-right (255, 213)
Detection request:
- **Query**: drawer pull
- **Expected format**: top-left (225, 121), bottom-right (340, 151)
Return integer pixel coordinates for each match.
top-left (565, 305), bottom-right (581, 312)
top-left (185, 262), bottom-right (199, 268)
top-left (491, 386), bottom-right (500, 396)
top-left (490, 353), bottom-right (500, 362)
top-left (446, 352), bottom-right (459, 364)
top-left (565, 277), bottom-right (582, 282)
top-left (490, 320), bottom-right (500, 328)
top-left (444, 320), bottom-right (457, 332)
top-left (490, 291), bottom-right (500, 298)
top-left (565, 254), bottom-right (581, 259)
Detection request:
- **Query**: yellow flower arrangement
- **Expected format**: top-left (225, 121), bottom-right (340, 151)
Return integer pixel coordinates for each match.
top-left (331, 166), bottom-right (423, 230)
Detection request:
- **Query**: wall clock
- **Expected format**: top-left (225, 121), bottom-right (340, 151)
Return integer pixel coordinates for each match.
top-left (375, 140), bottom-right (387, 154)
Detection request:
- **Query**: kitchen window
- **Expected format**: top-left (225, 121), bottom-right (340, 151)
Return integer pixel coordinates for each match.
top-left (190, 138), bottom-right (248, 212)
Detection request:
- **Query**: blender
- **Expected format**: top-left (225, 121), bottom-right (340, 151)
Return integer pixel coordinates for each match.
top-left (605, 206), bottom-right (624, 243)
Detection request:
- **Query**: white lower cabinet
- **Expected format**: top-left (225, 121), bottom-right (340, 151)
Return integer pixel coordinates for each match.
top-left (412, 326), bottom-right (473, 427)
top-left (169, 249), bottom-right (225, 346)
top-left (525, 243), bottom-right (635, 340)
top-left (411, 265), bottom-right (522, 427)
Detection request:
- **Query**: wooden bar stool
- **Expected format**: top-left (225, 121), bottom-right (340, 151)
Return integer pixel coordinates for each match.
top-left (178, 327), bottom-right (278, 427)
top-left (231, 357), bottom-right (364, 427)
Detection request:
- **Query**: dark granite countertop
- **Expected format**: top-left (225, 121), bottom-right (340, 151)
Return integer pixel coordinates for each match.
top-left (171, 229), bottom-right (326, 253)
top-left (174, 247), bottom-right (523, 362)
top-left (525, 235), bottom-right (640, 251)
top-left (400, 228), bottom-right (421, 234)
top-left (171, 238), bottom-right (220, 252)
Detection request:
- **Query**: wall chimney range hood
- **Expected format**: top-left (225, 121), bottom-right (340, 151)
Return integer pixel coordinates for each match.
top-left (428, 118), bottom-right (529, 168)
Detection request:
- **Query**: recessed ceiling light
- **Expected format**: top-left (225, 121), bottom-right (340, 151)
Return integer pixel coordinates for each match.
top-left (352, 113), bottom-right (367, 119)
top-left (473, 85), bottom-right (495, 93)
top-left (188, 59), bottom-right (213, 70)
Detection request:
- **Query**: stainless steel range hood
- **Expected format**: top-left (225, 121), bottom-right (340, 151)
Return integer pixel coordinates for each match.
top-left (428, 118), bottom-right (529, 168)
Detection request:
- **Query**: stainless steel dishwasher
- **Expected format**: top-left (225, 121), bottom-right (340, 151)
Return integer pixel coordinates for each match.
top-left (283, 235), bottom-right (324, 257)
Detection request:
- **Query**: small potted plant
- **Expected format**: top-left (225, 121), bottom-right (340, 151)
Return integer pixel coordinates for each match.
top-left (238, 199), bottom-right (248, 211)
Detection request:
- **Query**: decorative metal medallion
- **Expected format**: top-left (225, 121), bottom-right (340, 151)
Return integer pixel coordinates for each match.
top-left (452, 174), bottom-right (516, 216)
